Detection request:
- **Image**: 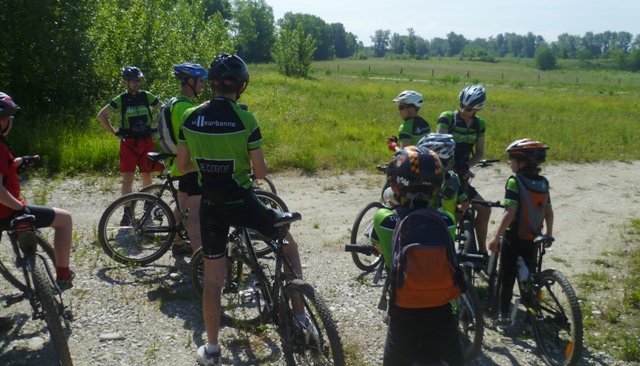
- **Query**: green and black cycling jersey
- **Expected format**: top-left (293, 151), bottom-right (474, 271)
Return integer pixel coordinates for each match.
top-left (438, 170), bottom-right (468, 219)
top-left (108, 90), bottom-right (159, 137)
top-left (178, 96), bottom-right (262, 198)
top-left (398, 116), bottom-right (431, 146)
top-left (169, 93), bottom-right (197, 177)
top-left (437, 110), bottom-right (485, 166)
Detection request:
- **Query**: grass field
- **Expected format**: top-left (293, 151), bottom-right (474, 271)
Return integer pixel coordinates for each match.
top-left (11, 57), bottom-right (640, 174)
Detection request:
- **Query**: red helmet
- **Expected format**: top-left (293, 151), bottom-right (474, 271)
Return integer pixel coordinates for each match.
top-left (506, 138), bottom-right (549, 164)
top-left (0, 92), bottom-right (20, 117)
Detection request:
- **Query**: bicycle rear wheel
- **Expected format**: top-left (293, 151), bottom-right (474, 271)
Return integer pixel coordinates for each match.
top-left (457, 283), bottom-right (484, 362)
top-left (190, 239), bottom-right (273, 329)
top-left (98, 192), bottom-right (175, 265)
top-left (350, 202), bottom-right (384, 272)
top-left (32, 254), bottom-right (73, 366)
top-left (279, 279), bottom-right (345, 366)
top-left (531, 269), bottom-right (583, 366)
top-left (252, 190), bottom-right (289, 257)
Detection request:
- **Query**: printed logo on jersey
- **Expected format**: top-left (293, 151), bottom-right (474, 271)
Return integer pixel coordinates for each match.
top-left (188, 114), bottom-right (245, 134)
top-left (195, 158), bottom-right (234, 176)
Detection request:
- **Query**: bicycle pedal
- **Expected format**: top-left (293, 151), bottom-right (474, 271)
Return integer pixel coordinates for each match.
top-left (4, 293), bottom-right (25, 307)
top-left (64, 309), bottom-right (74, 321)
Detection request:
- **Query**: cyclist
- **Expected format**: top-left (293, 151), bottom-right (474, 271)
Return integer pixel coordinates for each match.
top-left (387, 90), bottom-right (430, 153)
top-left (383, 146), bottom-right (463, 366)
top-left (437, 84), bottom-right (491, 257)
top-left (97, 66), bottom-right (162, 225)
top-left (0, 92), bottom-right (74, 290)
top-left (176, 54), bottom-right (311, 366)
top-left (167, 63), bottom-right (208, 256)
top-left (487, 138), bottom-right (553, 325)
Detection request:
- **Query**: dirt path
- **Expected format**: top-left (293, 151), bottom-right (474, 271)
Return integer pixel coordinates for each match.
top-left (1, 161), bottom-right (638, 365)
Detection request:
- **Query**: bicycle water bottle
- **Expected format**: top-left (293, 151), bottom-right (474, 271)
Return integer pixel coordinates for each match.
top-left (516, 256), bottom-right (529, 282)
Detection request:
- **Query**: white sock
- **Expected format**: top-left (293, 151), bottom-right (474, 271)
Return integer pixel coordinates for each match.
top-left (205, 343), bottom-right (220, 354)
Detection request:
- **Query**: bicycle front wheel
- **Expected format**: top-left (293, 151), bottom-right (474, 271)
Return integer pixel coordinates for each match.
top-left (457, 284), bottom-right (484, 362)
top-left (0, 233), bottom-right (55, 293)
top-left (350, 202), bottom-right (384, 272)
top-left (531, 269), bottom-right (583, 366)
top-left (98, 192), bottom-right (175, 265)
top-left (32, 255), bottom-right (73, 366)
top-left (279, 279), bottom-right (345, 366)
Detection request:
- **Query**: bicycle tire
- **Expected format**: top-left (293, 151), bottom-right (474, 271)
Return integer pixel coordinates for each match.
top-left (253, 176), bottom-right (277, 194)
top-left (350, 201), bottom-right (384, 272)
top-left (457, 282), bottom-right (484, 362)
top-left (531, 269), bottom-right (583, 366)
top-left (252, 190), bottom-right (289, 258)
top-left (0, 234), bottom-right (56, 293)
top-left (190, 244), bottom-right (272, 329)
top-left (140, 183), bottom-right (177, 211)
top-left (484, 252), bottom-right (503, 316)
top-left (462, 219), bottom-right (477, 254)
top-left (98, 192), bottom-right (175, 265)
top-left (279, 279), bottom-right (345, 366)
top-left (32, 255), bottom-right (73, 366)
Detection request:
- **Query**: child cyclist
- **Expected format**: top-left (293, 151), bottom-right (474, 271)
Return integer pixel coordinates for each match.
top-left (0, 92), bottom-right (74, 290)
top-left (386, 90), bottom-right (431, 153)
top-left (487, 138), bottom-right (553, 325)
top-left (383, 145), bottom-right (464, 366)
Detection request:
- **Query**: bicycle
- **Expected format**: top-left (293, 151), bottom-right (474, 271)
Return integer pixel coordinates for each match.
top-left (98, 163), bottom-right (284, 265)
top-left (348, 201), bottom-right (386, 272)
top-left (0, 214), bottom-right (73, 365)
top-left (190, 215), bottom-right (346, 365)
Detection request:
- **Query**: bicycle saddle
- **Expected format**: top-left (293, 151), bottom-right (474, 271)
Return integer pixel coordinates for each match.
top-left (273, 211), bottom-right (302, 227)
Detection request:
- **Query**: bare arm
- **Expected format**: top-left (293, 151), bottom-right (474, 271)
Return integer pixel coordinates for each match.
top-left (544, 206), bottom-right (554, 237)
top-left (249, 148), bottom-right (267, 179)
top-left (176, 145), bottom-right (195, 174)
top-left (487, 205), bottom-right (517, 252)
top-left (0, 175), bottom-right (25, 211)
top-left (97, 106), bottom-right (117, 136)
top-left (468, 136), bottom-right (485, 167)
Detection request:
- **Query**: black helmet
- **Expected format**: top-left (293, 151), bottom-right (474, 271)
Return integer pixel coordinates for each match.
top-left (0, 92), bottom-right (20, 117)
top-left (506, 138), bottom-right (549, 164)
top-left (386, 146), bottom-right (444, 192)
top-left (122, 66), bottom-right (144, 80)
top-left (208, 54), bottom-right (249, 82)
top-left (459, 84), bottom-right (486, 109)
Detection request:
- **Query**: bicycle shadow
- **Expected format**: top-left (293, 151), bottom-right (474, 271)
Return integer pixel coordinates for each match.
top-left (94, 258), bottom-right (186, 287)
top-left (0, 312), bottom-right (71, 366)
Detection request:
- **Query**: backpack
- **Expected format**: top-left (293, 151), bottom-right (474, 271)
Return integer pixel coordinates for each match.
top-left (157, 97), bottom-right (188, 154)
top-left (514, 174), bottom-right (550, 241)
top-left (390, 207), bottom-right (464, 309)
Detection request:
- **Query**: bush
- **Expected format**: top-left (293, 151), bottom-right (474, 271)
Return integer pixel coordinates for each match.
top-left (535, 44), bottom-right (557, 71)
top-left (272, 24), bottom-right (316, 78)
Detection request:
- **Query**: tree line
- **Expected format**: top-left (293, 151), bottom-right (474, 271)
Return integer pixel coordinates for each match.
top-left (1, 0), bottom-right (638, 120)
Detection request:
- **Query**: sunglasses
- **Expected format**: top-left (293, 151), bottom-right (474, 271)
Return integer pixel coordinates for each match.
top-left (460, 105), bottom-right (475, 112)
top-left (398, 105), bottom-right (413, 111)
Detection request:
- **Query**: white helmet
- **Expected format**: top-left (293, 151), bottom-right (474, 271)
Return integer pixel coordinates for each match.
top-left (382, 187), bottom-right (399, 207)
top-left (418, 133), bottom-right (456, 161)
top-left (393, 90), bottom-right (424, 108)
top-left (459, 84), bottom-right (486, 110)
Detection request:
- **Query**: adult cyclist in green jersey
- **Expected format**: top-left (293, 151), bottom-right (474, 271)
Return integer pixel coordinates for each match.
top-left (387, 90), bottom-right (431, 153)
top-left (437, 84), bottom-right (491, 257)
top-left (168, 63), bottom-right (207, 256)
top-left (176, 54), bottom-right (310, 366)
top-left (97, 66), bottom-right (161, 224)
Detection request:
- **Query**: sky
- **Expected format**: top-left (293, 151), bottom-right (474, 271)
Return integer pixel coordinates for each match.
top-left (268, 0), bottom-right (640, 46)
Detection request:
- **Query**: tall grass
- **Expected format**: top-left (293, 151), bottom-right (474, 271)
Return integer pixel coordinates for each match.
top-left (9, 58), bottom-right (640, 175)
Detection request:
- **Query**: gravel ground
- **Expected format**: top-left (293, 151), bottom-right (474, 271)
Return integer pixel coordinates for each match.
top-left (1, 162), bottom-right (639, 365)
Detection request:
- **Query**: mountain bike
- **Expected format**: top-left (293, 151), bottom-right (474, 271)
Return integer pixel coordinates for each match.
top-left (348, 201), bottom-right (385, 272)
top-left (0, 214), bottom-right (73, 365)
top-left (190, 215), bottom-right (345, 365)
top-left (98, 180), bottom-right (285, 265)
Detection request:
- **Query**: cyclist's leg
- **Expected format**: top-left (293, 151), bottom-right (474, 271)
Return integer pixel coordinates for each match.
top-left (181, 172), bottom-right (202, 250)
top-left (121, 172), bottom-right (135, 195)
top-left (470, 187), bottom-right (491, 254)
top-left (119, 139), bottom-right (138, 195)
top-left (498, 237), bottom-right (518, 317)
top-left (30, 205), bottom-right (73, 279)
top-left (383, 317), bottom-right (418, 366)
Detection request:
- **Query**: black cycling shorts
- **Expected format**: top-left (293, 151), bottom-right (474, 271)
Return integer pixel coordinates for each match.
top-left (0, 205), bottom-right (56, 231)
top-left (200, 188), bottom-right (278, 259)
top-left (178, 172), bottom-right (201, 197)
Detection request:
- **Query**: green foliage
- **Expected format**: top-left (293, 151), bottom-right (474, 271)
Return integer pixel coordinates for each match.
top-left (233, 0), bottom-right (275, 63)
top-left (279, 13), bottom-right (334, 60)
top-left (272, 24), bottom-right (316, 78)
top-left (535, 44), bottom-right (557, 70)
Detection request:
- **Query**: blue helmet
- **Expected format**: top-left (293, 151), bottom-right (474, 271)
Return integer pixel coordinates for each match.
top-left (122, 66), bottom-right (144, 80)
top-left (173, 63), bottom-right (208, 81)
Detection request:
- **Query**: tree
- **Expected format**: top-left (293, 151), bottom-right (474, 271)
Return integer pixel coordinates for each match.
top-left (535, 44), bottom-right (556, 70)
top-left (272, 23), bottom-right (316, 77)
top-left (405, 28), bottom-right (417, 57)
top-left (446, 32), bottom-right (466, 56)
top-left (203, 0), bottom-right (232, 20)
top-left (331, 23), bottom-right (357, 58)
top-left (390, 33), bottom-right (404, 54)
top-left (370, 29), bottom-right (391, 57)
top-left (279, 13), bottom-right (334, 60)
top-left (233, 0), bottom-right (275, 63)
top-left (430, 37), bottom-right (447, 57)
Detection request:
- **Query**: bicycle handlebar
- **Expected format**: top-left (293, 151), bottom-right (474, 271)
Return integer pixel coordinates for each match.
top-left (475, 159), bottom-right (500, 168)
top-left (470, 199), bottom-right (505, 208)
